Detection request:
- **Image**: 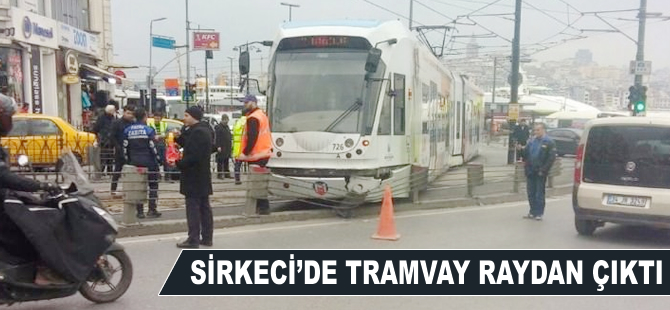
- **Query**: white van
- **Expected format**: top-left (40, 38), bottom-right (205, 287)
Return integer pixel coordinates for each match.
top-left (573, 117), bottom-right (670, 235)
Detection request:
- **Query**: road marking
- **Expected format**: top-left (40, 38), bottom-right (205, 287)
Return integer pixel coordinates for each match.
top-left (120, 195), bottom-right (571, 245)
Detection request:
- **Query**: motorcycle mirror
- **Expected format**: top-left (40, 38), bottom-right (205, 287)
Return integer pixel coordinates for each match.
top-left (17, 155), bottom-right (29, 167)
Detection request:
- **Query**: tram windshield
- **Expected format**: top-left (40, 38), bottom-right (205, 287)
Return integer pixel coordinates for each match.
top-left (270, 50), bottom-right (385, 134)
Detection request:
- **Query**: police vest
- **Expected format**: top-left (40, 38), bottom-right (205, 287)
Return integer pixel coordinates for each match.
top-left (148, 120), bottom-right (167, 135)
top-left (240, 109), bottom-right (272, 162)
top-left (232, 116), bottom-right (246, 159)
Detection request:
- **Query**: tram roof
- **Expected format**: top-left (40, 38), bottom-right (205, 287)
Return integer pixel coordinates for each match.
top-left (281, 20), bottom-right (384, 29)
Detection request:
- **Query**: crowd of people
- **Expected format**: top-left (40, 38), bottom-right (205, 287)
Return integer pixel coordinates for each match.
top-left (90, 94), bottom-right (272, 248)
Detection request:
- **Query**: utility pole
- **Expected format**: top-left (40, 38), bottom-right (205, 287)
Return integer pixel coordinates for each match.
top-left (409, 0), bottom-right (413, 30)
top-left (507, 0), bottom-right (522, 165)
top-left (491, 57), bottom-right (497, 142)
top-left (227, 56), bottom-right (234, 108)
top-left (280, 2), bottom-right (300, 22)
top-left (185, 0), bottom-right (191, 108)
top-left (632, 0), bottom-right (647, 116)
top-left (205, 51), bottom-right (211, 112)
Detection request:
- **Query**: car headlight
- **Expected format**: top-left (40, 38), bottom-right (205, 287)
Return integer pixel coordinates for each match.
top-left (345, 138), bottom-right (354, 148)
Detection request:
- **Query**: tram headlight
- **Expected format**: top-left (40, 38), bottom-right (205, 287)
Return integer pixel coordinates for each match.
top-left (275, 138), bottom-right (284, 147)
top-left (344, 138), bottom-right (354, 148)
top-left (362, 140), bottom-right (370, 147)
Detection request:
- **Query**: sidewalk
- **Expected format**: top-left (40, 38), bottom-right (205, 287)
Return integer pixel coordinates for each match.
top-left (110, 141), bottom-right (575, 237)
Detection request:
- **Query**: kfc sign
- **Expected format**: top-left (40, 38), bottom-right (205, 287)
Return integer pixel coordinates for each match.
top-left (193, 32), bottom-right (220, 50)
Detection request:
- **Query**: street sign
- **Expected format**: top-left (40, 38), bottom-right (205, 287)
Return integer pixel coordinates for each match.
top-left (193, 32), bottom-right (220, 50)
top-left (152, 36), bottom-right (175, 49)
top-left (507, 103), bottom-right (519, 120)
top-left (629, 60), bottom-right (652, 75)
top-left (182, 89), bottom-right (197, 102)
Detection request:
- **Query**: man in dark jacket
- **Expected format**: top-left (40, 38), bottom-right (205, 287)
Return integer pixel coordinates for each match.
top-left (214, 114), bottom-right (232, 179)
top-left (109, 105), bottom-right (135, 195)
top-left (92, 104), bottom-right (116, 175)
top-left (170, 105), bottom-right (213, 248)
top-left (124, 108), bottom-right (162, 219)
top-left (519, 123), bottom-right (556, 220)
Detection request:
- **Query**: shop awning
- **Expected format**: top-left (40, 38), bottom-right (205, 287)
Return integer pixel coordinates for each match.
top-left (80, 63), bottom-right (129, 84)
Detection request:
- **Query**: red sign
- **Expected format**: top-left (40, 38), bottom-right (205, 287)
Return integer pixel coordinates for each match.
top-left (114, 70), bottom-right (126, 78)
top-left (193, 32), bottom-right (220, 50)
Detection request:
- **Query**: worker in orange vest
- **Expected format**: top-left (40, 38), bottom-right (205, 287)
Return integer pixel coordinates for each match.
top-left (237, 94), bottom-right (272, 215)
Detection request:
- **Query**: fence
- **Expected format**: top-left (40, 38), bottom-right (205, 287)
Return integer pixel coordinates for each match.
top-left (9, 142), bottom-right (575, 218)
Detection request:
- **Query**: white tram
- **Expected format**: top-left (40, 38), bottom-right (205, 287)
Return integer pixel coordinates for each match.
top-left (265, 20), bottom-right (484, 201)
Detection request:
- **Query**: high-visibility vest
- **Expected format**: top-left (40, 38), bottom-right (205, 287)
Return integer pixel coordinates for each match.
top-left (232, 116), bottom-right (246, 159)
top-left (148, 119), bottom-right (168, 135)
top-left (240, 109), bottom-right (272, 162)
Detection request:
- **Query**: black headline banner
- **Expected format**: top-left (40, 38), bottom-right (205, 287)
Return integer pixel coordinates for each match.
top-left (159, 250), bottom-right (670, 296)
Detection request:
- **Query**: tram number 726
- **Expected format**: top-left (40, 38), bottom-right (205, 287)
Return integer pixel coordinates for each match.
top-left (332, 143), bottom-right (344, 151)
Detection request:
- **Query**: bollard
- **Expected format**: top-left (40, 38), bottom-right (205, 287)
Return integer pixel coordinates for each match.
top-left (244, 165), bottom-right (270, 217)
top-left (466, 162), bottom-right (484, 197)
top-left (87, 146), bottom-right (101, 180)
top-left (121, 165), bottom-right (147, 226)
top-left (513, 161), bottom-right (525, 193)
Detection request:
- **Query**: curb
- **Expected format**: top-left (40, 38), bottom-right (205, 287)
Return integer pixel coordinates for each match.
top-left (117, 184), bottom-right (573, 238)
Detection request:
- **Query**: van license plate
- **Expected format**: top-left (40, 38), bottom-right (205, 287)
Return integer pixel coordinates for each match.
top-left (606, 195), bottom-right (648, 207)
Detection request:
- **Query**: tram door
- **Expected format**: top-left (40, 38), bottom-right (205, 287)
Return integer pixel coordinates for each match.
top-left (451, 100), bottom-right (463, 155)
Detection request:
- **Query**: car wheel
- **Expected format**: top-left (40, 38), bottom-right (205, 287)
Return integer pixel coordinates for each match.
top-left (575, 217), bottom-right (598, 236)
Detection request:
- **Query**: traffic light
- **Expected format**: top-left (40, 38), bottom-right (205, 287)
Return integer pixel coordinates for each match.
top-left (150, 88), bottom-right (157, 112)
top-left (634, 86), bottom-right (647, 114)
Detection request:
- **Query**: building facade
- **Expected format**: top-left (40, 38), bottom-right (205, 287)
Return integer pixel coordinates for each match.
top-left (0, 0), bottom-right (120, 129)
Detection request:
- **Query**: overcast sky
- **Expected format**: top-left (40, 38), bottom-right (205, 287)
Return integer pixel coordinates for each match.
top-left (111, 0), bottom-right (670, 82)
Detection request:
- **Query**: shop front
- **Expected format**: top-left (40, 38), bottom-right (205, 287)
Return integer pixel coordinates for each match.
top-left (9, 6), bottom-right (59, 116)
top-left (56, 22), bottom-right (112, 129)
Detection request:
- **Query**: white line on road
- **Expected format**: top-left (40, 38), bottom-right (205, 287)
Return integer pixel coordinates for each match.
top-left (120, 195), bottom-right (571, 245)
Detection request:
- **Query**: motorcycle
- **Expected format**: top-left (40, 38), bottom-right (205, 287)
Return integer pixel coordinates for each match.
top-left (0, 152), bottom-right (132, 305)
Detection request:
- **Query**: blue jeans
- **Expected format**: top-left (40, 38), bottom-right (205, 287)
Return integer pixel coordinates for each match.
top-left (526, 174), bottom-right (547, 216)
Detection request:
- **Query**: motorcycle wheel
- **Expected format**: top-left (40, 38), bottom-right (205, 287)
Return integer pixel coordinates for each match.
top-left (79, 250), bottom-right (133, 303)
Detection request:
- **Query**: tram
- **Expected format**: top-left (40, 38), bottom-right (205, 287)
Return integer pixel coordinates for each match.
top-left (264, 20), bottom-right (484, 202)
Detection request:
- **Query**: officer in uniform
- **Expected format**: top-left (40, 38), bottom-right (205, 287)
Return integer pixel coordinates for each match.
top-left (123, 108), bottom-right (162, 218)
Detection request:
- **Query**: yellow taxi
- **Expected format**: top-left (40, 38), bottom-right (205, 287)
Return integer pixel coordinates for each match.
top-left (0, 114), bottom-right (97, 167)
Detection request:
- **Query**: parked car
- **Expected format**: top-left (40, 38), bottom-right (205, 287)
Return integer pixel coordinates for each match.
top-left (547, 128), bottom-right (582, 156)
top-left (0, 114), bottom-right (96, 168)
top-left (573, 117), bottom-right (670, 236)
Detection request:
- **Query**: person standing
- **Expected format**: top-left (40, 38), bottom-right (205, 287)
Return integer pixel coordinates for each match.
top-left (109, 105), bottom-right (135, 196)
top-left (123, 108), bottom-right (162, 219)
top-left (215, 114), bottom-right (232, 179)
top-left (92, 105), bottom-right (116, 175)
top-left (231, 114), bottom-right (247, 185)
top-left (170, 106), bottom-right (213, 248)
top-left (519, 123), bottom-right (556, 220)
top-left (149, 112), bottom-right (169, 181)
top-left (237, 95), bottom-right (272, 215)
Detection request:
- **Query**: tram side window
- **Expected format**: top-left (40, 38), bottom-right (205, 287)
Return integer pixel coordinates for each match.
top-left (393, 74), bottom-right (406, 135)
top-left (378, 81), bottom-right (392, 135)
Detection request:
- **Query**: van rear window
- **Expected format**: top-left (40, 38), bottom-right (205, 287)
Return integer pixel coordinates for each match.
top-left (583, 126), bottom-right (670, 189)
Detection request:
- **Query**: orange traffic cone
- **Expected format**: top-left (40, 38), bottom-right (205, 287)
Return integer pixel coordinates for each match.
top-left (372, 185), bottom-right (400, 241)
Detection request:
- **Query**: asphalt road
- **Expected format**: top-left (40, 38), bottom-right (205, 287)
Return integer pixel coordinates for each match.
top-left (11, 195), bottom-right (670, 310)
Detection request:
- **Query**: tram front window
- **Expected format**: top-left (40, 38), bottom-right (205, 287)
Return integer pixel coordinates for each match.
top-left (271, 50), bottom-right (385, 134)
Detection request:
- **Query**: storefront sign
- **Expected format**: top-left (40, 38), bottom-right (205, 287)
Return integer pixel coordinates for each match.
top-left (61, 74), bottom-right (80, 84)
top-left (30, 47), bottom-right (42, 113)
top-left (193, 32), bottom-right (220, 50)
top-left (11, 7), bottom-right (58, 49)
top-left (64, 50), bottom-right (78, 74)
top-left (58, 22), bottom-right (100, 57)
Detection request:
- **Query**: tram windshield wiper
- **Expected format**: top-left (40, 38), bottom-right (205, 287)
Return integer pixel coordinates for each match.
top-left (323, 99), bottom-right (363, 132)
